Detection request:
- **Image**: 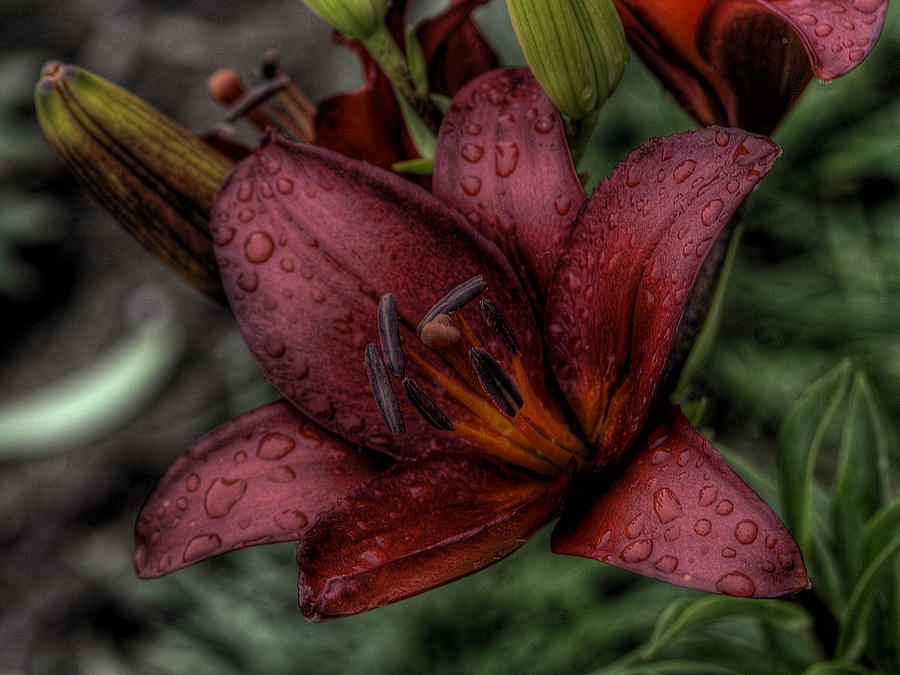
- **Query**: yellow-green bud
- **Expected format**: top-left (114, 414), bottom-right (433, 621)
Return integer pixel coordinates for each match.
top-left (35, 62), bottom-right (232, 301)
top-left (506, 0), bottom-right (628, 120)
top-left (300, 0), bottom-right (391, 40)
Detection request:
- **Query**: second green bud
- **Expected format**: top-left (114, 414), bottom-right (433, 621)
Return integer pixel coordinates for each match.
top-left (507, 0), bottom-right (628, 120)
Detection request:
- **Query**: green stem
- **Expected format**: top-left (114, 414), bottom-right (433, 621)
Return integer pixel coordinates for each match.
top-left (362, 23), bottom-right (443, 136)
top-left (567, 108), bottom-right (600, 166)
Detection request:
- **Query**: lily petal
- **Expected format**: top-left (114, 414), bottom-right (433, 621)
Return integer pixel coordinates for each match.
top-left (135, 401), bottom-right (385, 578)
top-left (297, 450), bottom-right (575, 620)
top-left (551, 408), bottom-right (809, 598)
top-left (434, 68), bottom-right (586, 304)
top-left (545, 127), bottom-right (780, 459)
top-left (212, 132), bottom-right (546, 456)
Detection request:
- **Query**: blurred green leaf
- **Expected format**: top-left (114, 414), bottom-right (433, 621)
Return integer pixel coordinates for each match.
top-left (778, 360), bottom-right (852, 555)
top-left (802, 662), bottom-right (878, 675)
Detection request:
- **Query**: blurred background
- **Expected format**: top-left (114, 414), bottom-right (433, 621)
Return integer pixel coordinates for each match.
top-left (1, 1), bottom-right (898, 673)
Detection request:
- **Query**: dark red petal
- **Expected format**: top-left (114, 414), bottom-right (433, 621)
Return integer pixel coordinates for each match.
top-left (134, 401), bottom-right (386, 578)
top-left (552, 408), bottom-right (809, 598)
top-left (434, 68), bottom-right (586, 304)
top-left (545, 127), bottom-right (780, 461)
top-left (297, 451), bottom-right (575, 620)
top-left (212, 133), bottom-right (546, 457)
top-left (418, 0), bottom-right (500, 97)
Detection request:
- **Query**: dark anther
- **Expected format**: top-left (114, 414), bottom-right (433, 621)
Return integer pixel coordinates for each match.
top-left (469, 347), bottom-right (524, 417)
top-left (365, 344), bottom-right (405, 435)
top-left (225, 76), bottom-right (291, 123)
top-left (402, 378), bottom-right (455, 431)
top-left (417, 275), bottom-right (487, 335)
top-left (258, 48), bottom-right (282, 80)
top-left (378, 293), bottom-right (405, 377)
top-left (480, 299), bottom-right (521, 356)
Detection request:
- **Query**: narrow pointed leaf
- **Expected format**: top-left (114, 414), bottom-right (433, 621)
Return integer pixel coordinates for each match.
top-left (297, 451), bottom-right (575, 620)
top-left (135, 401), bottom-right (385, 578)
top-left (545, 127), bottom-right (780, 457)
top-left (777, 359), bottom-right (852, 556)
top-left (552, 408), bottom-right (808, 597)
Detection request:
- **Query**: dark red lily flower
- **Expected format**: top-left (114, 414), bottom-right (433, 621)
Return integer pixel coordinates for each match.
top-left (614, 0), bottom-right (889, 134)
top-left (315, 0), bottom-right (499, 170)
top-left (135, 68), bottom-right (808, 620)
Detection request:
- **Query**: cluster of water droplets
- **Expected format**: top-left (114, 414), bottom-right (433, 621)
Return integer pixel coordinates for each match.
top-left (792, 0), bottom-right (885, 65)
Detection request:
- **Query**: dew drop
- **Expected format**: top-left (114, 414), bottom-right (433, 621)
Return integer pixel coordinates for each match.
top-left (596, 530), bottom-right (611, 548)
top-left (204, 477), bottom-right (248, 518)
top-left (673, 160), bottom-right (697, 184)
top-left (237, 271), bottom-right (259, 292)
top-left (268, 466), bottom-right (297, 483)
top-left (725, 179), bottom-right (741, 194)
top-left (778, 553), bottom-right (796, 570)
top-left (626, 162), bottom-right (644, 187)
top-left (735, 520), bottom-right (759, 545)
top-left (620, 539), bottom-right (653, 563)
top-left (312, 290), bottom-right (326, 304)
top-left (186, 473), bottom-right (201, 493)
top-left (797, 13), bottom-right (817, 24)
top-left (466, 123), bottom-right (482, 136)
top-left (853, 0), bottom-right (884, 11)
top-left (237, 180), bottom-right (254, 202)
top-left (654, 555), bottom-right (679, 574)
top-left (183, 534), bottom-right (222, 562)
top-left (263, 334), bottom-right (286, 358)
top-left (715, 500), bottom-right (734, 516)
top-left (461, 144), bottom-right (484, 163)
top-left (664, 525), bottom-right (681, 542)
top-left (280, 258), bottom-right (294, 272)
top-left (460, 175), bottom-right (482, 196)
top-left (212, 226), bottom-right (236, 246)
top-left (257, 432), bottom-right (297, 460)
top-left (260, 182), bottom-right (273, 198)
top-left (721, 547), bottom-right (737, 558)
top-left (233, 450), bottom-right (246, 464)
top-left (244, 231), bottom-right (275, 264)
top-left (265, 160), bottom-right (282, 175)
top-left (495, 141), bottom-right (520, 177)
top-left (274, 509), bottom-right (308, 530)
top-left (694, 518), bottom-right (712, 536)
top-left (176, 497), bottom-right (188, 510)
top-left (277, 178), bottom-right (294, 194)
top-left (701, 199), bottom-right (724, 227)
top-left (715, 571), bottom-right (756, 597)
top-left (676, 450), bottom-right (692, 467)
top-left (715, 129), bottom-right (731, 146)
top-left (651, 447), bottom-right (671, 464)
top-left (762, 560), bottom-right (776, 573)
top-left (698, 485), bottom-right (718, 507)
top-left (534, 114), bottom-right (555, 133)
top-left (849, 49), bottom-right (865, 61)
top-left (653, 488), bottom-right (683, 524)
top-left (625, 513), bottom-right (645, 539)
top-left (554, 193), bottom-right (571, 216)
top-left (157, 553), bottom-right (173, 573)
top-left (238, 208), bottom-right (255, 223)
top-left (361, 548), bottom-right (386, 566)
top-left (765, 535), bottom-right (778, 549)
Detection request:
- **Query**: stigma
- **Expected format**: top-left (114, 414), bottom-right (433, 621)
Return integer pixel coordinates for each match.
top-left (364, 276), bottom-right (588, 476)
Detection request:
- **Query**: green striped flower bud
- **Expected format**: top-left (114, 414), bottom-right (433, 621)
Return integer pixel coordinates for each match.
top-left (300, 0), bottom-right (391, 40)
top-left (506, 0), bottom-right (628, 119)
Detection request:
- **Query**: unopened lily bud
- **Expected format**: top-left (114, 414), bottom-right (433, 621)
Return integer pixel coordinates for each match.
top-left (506, 0), bottom-right (628, 120)
top-left (299, 0), bottom-right (390, 40)
top-left (35, 62), bottom-right (231, 301)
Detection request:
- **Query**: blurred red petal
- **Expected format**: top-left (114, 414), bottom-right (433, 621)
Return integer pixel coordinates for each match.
top-left (135, 401), bottom-right (386, 578)
top-left (552, 408), bottom-right (809, 598)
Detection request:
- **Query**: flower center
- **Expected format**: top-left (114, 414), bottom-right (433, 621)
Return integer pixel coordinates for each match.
top-left (365, 276), bottom-right (588, 476)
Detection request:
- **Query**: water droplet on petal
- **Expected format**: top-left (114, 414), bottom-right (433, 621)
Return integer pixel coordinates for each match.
top-left (654, 487), bottom-right (684, 524)
top-left (698, 485), bottom-right (718, 507)
top-left (715, 129), bottom-right (731, 146)
top-left (621, 539), bottom-right (653, 563)
top-left (664, 525), bottom-right (681, 542)
top-left (157, 553), bottom-right (173, 573)
top-left (673, 160), bottom-right (697, 183)
top-left (625, 513), bottom-right (645, 538)
top-left (466, 123), bottom-right (482, 136)
top-left (701, 199), bottom-right (724, 227)
top-left (268, 465), bottom-right (296, 482)
top-left (765, 535), bottom-right (778, 549)
top-left (778, 553), bottom-right (796, 570)
top-left (814, 23), bottom-right (834, 37)
top-left (264, 334), bottom-right (286, 358)
top-left (257, 432), bottom-right (296, 460)
top-left (245, 231), bottom-right (275, 263)
top-left (212, 226), bottom-right (236, 246)
top-left (534, 114), bottom-right (555, 133)
top-left (735, 520), bottom-right (759, 545)
top-left (273, 509), bottom-right (308, 530)
top-left (596, 530), bottom-right (611, 548)
top-left (277, 178), bottom-right (294, 194)
top-left (721, 547), bottom-right (737, 558)
top-left (237, 271), bottom-right (259, 292)
top-left (186, 473), bottom-right (201, 493)
top-left (626, 162), bottom-right (644, 186)
top-left (651, 447), bottom-right (671, 464)
top-left (204, 477), bottom-right (248, 518)
top-left (360, 548), bottom-right (386, 566)
top-left (716, 500), bottom-right (734, 516)
top-left (495, 141), bottom-right (520, 177)
top-left (238, 180), bottom-right (254, 202)
top-left (461, 144), bottom-right (484, 162)
top-left (654, 555), bottom-right (679, 574)
top-left (238, 208), bottom-right (255, 223)
top-left (183, 534), bottom-right (222, 562)
top-left (762, 560), bottom-right (776, 573)
top-left (460, 175), bottom-right (482, 196)
top-left (716, 571), bottom-right (756, 597)
top-left (554, 194), bottom-right (571, 216)
top-left (725, 179), bottom-right (741, 194)
top-left (694, 518), bottom-right (712, 536)
top-left (176, 497), bottom-right (188, 510)
top-left (853, 0), bottom-right (885, 11)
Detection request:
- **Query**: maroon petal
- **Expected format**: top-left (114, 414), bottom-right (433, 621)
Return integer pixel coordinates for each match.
top-left (434, 68), bottom-right (586, 304)
top-left (135, 401), bottom-right (386, 578)
top-left (212, 132), bottom-right (546, 457)
top-left (297, 451), bottom-right (575, 620)
top-left (552, 408), bottom-right (809, 598)
top-left (545, 128), bottom-right (780, 460)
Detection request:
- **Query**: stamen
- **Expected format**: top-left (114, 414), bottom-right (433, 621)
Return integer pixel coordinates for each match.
top-left (224, 76), bottom-right (292, 124)
top-left (480, 298), bottom-right (521, 356)
top-left (365, 344), bottom-right (405, 435)
top-left (469, 347), bottom-right (524, 417)
top-left (402, 378), bottom-right (455, 431)
top-left (417, 275), bottom-right (487, 335)
top-left (378, 294), bottom-right (405, 377)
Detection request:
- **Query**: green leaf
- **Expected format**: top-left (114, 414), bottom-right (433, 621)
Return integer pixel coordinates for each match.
top-left (644, 596), bottom-right (810, 658)
top-left (0, 320), bottom-right (184, 457)
top-left (778, 360), bottom-right (852, 555)
top-left (833, 372), bottom-right (891, 584)
top-left (802, 662), bottom-right (878, 675)
top-left (836, 529), bottom-right (900, 661)
top-left (404, 27), bottom-right (428, 97)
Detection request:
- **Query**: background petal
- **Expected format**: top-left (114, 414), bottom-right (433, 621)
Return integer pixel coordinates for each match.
top-left (297, 450), bottom-right (575, 620)
top-left (552, 408), bottom-right (809, 598)
top-left (433, 68), bottom-right (586, 306)
top-left (135, 401), bottom-right (386, 578)
top-left (212, 133), bottom-right (547, 458)
top-left (544, 127), bottom-right (780, 460)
